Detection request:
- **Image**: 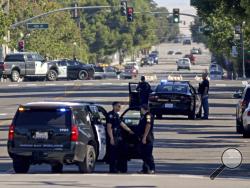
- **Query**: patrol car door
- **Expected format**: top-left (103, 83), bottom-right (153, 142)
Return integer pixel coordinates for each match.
top-left (129, 82), bottom-right (141, 109)
top-left (88, 105), bottom-right (107, 161)
top-left (190, 85), bottom-right (201, 114)
top-left (33, 54), bottom-right (48, 75)
top-left (121, 108), bottom-right (141, 158)
top-left (57, 61), bottom-right (67, 78)
top-left (25, 54), bottom-right (36, 75)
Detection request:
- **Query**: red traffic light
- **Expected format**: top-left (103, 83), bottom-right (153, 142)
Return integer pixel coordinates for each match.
top-left (127, 7), bottom-right (133, 14)
top-left (18, 40), bottom-right (24, 47)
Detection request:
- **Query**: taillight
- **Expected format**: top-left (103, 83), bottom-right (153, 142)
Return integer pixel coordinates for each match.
top-left (247, 111), bottom-right (250, 116)
top-left (149, 95), bottom-right (158, 101)
top-left (8, 124), bottom-right (15, 141)
top-left (71, 125), bottom-right (79, 142)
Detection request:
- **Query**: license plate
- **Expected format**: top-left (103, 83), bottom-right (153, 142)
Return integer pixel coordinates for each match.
top-left (165, 103), bottom-right (173, 108)
top-left (34, 132), bottom-right (48, 140)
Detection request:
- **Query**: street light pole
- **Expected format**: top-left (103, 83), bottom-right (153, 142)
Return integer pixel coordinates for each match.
top-left (242, 21), bottom-right (246, 79)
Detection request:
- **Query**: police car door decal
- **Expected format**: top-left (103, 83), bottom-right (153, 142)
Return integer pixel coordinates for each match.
top-left (94, 124), bottom-right (106, 160)
top-left (58, 65), bottom-right (67, 78)
top-left (35, 61), bottom-right (48, 75)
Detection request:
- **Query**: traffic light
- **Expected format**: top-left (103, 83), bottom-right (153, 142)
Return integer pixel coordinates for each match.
top-left (127, 7), bottom-right (134, 22)
top-left (173, 8), bottom-right (180, 23)
top-left (18, 40), bottom-right (25, 52)
top-left (120, 1), bottom-right (127, 16)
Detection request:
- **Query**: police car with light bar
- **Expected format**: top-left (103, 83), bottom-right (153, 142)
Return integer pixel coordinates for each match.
top-left (149, 80), bottom-right (202, 119)
top-left (7, 102), bottom-right (108, 174)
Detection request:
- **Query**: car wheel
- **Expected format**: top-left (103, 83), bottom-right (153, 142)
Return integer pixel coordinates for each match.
top-left (13, 158), bottom-right (30, 173)
top-left (51, 163), bottom-right (63, 173)
top-left (11, 70), bottom-right (20, 82)
top-left (47, 69), bottom-right (58, 81)
top-left (243, 130), bottom-right (250, 138)
top-left (78, 70), bottom-right (88, 80)
top-left (196, 107), bottom-right (202, 119)
top-left (236, 119), bottom-right (244, 134)
top-left (78, 145), bottom-right (96, 173)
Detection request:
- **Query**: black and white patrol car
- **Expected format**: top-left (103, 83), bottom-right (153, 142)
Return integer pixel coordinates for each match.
top-left (8, 101), bottom-right (108, 173)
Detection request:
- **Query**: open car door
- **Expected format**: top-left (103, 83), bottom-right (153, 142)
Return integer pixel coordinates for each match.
top-left (121, 108), bottom-right (142, 159)
top-left (129, 82), bottom-right (141, 109)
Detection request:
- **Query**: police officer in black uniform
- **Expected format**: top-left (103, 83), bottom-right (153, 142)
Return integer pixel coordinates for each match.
top-left (107, 102), bottom-right (134, 173)
top-left (136, 76), bottom-right (152, 105)
top-left (137, 104), bottom-right (155, 174)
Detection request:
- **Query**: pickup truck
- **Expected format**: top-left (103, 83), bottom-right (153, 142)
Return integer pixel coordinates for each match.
top-left (0, 52), bottom-right (59, 82)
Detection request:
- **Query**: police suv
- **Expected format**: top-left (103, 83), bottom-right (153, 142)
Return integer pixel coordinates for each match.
top-left (8, 102), bottom-right (108, 173)
top-left (0, 52), bottom-right (58, 82)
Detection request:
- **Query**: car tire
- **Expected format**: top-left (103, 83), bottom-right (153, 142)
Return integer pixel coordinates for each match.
top-left (243, 130), bottom-right (250, 138)
top-left (196, 107), bottom-right (202, 119)
top-left (51, 163), bottom-right (63, 173)
top-left (11, 70), bottom-right (20, 82)
top-left (78, 70), bottom-right (88, 80)
top-left (13, 159), bottom-right (30, 174)
top-left (78, 145), bottom-right (96, 173)
top-left (236, 120), bottom-right (244, 134)
top-left (47, 69), bottom-right (58, 81)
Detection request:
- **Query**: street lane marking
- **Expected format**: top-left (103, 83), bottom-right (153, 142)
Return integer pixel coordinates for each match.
top-left (26, 84), bottom-right (37, 87)
top-left (45, 83), bottom-right (56, 86)
top-left (63, 83), bottom-right (74, 86)
top-left (215, 84), bottom-right (227, 87)
top-left (101, 83), bottom-right (113, 85)
top-left (82, 83), bottom-right (94, 86)
top-left (7, 84), bottom-right (18, 87)
top-left (0, 113), bottom-right (7, 116)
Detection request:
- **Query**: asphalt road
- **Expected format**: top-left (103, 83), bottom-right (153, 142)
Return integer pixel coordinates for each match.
top-left (0, 42), bottom-right (250, 187)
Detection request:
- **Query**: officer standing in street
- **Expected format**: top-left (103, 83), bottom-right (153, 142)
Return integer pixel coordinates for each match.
top-left (136, 76), bottom-right (152, 105)
top-left (107, 102), bottom-right (134, 173)
top-left (137, 104), bottom-right (155, 174)
top-left (198, 72), bottom-right (210, 119)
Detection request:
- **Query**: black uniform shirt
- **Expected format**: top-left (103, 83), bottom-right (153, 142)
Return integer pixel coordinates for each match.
top-left (107, 110), bottom-right (121, 134)
top-left (137, 112), bottom-right (154, 142)
top-left (198, 79), bottom-right (209, 95)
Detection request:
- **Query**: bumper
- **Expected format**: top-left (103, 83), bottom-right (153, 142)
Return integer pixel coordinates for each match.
top-left (149, 102), bottom-right (192, 115)
top-left (8, 143), bottom-right (78, 164)
top-left (243, 116), bottom-right (250, 132)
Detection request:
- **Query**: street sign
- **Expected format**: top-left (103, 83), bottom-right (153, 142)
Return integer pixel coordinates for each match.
top-left (27, 23), bottom-right (49, 30)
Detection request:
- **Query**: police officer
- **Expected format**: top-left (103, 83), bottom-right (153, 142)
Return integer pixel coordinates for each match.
top-left (137, 104), bottom-right (155, 174)
top-left (198, 73), bottom-right (210, 119)
top-left (136, 76), bottom-right (152, 105)
top-left (107, 102), bottom-right (134, 173)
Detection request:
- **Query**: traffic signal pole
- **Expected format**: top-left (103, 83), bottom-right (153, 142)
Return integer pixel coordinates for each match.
top-left (241, 22), bottom-right (246, 79)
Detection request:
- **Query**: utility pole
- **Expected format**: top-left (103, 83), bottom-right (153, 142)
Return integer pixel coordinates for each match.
top-left (241, 21), bottom-right (246, 79)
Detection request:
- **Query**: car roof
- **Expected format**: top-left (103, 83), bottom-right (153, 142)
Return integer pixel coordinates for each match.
top-left (159, 80), bottom-right (190, 86)
top-left (7, 52), bottom-right (38, 55)
top-left (21, 101), bottom-right (85, 108)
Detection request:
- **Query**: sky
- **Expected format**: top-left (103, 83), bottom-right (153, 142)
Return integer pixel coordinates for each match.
top-left (154, 0), bottom-right (197, 36)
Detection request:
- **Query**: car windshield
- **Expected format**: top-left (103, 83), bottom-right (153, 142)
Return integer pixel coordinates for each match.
top-left (94, 67), bottom-right (104, 72)
top-left (14, 108), bottom-right (71, 128)
top-left (156, 84), bottom-right (189, 93)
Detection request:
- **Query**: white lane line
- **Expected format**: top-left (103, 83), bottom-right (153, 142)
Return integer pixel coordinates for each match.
top-left (215, 84), bottom-right (227, 87)
top-left (101, 83), bottom-right (113, 85)
top-left (45, 83), bottom-right (56, 86)
top-left (82, 83), bottom-right (94, 86)
top-left (120, 83), bottom-right (128, 86)
top-left (63, 83), bottom-right (74, 86)
top-left (7, 84), bottom-right (18, 87)
top-left (0, 113), bottom-right (7, 116)
top-left (26, 83), bottom-right (37, 86)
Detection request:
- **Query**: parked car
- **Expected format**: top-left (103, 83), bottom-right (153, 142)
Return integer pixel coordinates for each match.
top-left (120, 65), bottom-right (138, 79)
top-left (0, 52), bottom-right (57, 82)
top-left (93, 66), bottom-right (117, 79)
top-left (7, 101), bottom-right (108, 173)
top-left (209, 70), bottom-right (223, 80)
top-left (176, 58), bottom-right (191, 71)
top-left (191, 48), bottom-right (202, 55)
top-left (148, 53), bottom-right (159, 64)
top-left (140, 57), bottom-right (154, 67)
top-left (175, 51), bottom-right (182, 55)
top-left (183, 39), bottom-right (192, 45)
top-left (168, 50), bottom-right (175, 55)
top-left (234, 86), bottom-right (250, 135)
top-left (184, 54), bottom-right (196, 65)
top-left (242, 103), bottom-right (250, 138)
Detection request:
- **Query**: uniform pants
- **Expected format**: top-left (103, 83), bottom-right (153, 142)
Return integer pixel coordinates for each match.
top-left (202, 96), bottom-right (209, 118)
top-left (141, 143), bottom-right (155, 172)
top-left (109, 142), bottom-right (128, 173)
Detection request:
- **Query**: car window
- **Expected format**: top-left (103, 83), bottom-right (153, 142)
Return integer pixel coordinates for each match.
top-left (244, 88), bottom-right (250, 99)
top-left (14, 108), bottom-right (71, 128)
top-left (27, 54), bottom-right (33, 61)
top-left (58, 61), bottom-right (67, 66)
top-left (73, 109), bottom-right (91, 127)
top-left (156, 85), bottom-right (188, 93)
top-left (122, 110), bottom-right (141, 126)
top-left (94, 67), bottom-right (104, 72)
top-left (106, 67), bottom-right (115, 72)
top-left (5, 54), bottom-right (25, 62)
